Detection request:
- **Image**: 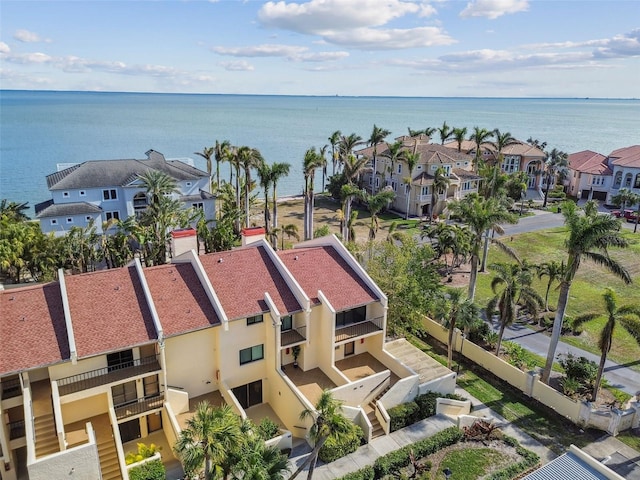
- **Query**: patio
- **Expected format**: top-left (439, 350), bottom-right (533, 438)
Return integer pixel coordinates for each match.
top-left (335, 352), bottom-right (400, 385)
top-left (245, 402), bottom-right (286, 428)
top-left (122, 428), bottom-right (183, 479)
top-left (283, 366), bottom-right (337, 405)
top-left (176, 390), bottom-right (225, 430)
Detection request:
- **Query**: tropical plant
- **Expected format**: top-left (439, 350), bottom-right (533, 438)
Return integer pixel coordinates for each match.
top-left (257, 160), bottom-right (274, 236)
top-left (237, 146), bottom-right (264, 229)
top-left (279, 223), bottom-right (300, 250)
top-left (303, 147), bottom-right (325, 240)
top-left (173, 402), bottom-right (243, 480)
top-left (433, 288), bottom-right (480, 369)
top-left (421, 222), bottom-right (472, 276)
top-left (382, 140), bottom-right (407, 187)
top-left (537, 260), bottom-right (566, 311)
top-left (469, 127), bottom-right (493, 171)
top-left (214, 139), bottom-right (232, 192)
top-left (0, 199), bottom-right (30, 222)
top-left (338, 183), bottom-right (362, 242)
top-left (271, 161), bottom-right (291, 232)
top-left (571, 288), bottom-right (640, 402)
top-left (368, 124), bottom-right (391, 194)
top-left (541, 200), bottom-right (632, 383)
top-left (541, 148), bottom-right (568, 208)
top-left (431, 166), bottom-right (451, 219)
top-left (328, 130), bottom-right (342, 176)
top-left (452, 127), bottom-right (468, 151)
top-left (403, 151), bottom-right (419, 220)
top-left (362, 188), bottom-right (395, 241)
top-left (234, 436), bottom-right (289, 480)
top-left (319, 145), bottom-right (328, 193)
top-left (438, 121), bottom-right (453, 145)
top-left (486, 262), bottom-right (543, 355)
top-left (289, 390), bottom-right (351, 480)
top-left (195, 146), bottom-right (214, 180)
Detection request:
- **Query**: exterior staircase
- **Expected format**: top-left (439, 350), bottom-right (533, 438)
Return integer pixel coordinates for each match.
top-left (367, 385), bottom-right (391, 439)
top-left (97, 437), bottom-right (122, 480)
top-left (34, 413), bottom-right (59, 457)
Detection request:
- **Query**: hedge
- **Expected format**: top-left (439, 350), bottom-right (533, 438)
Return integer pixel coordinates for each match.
top-left (128, 459), bottom-right (166, 480)
top-left (319, 424), bottom-right (364, 463)
top-left (337, 465), bottom-right (375, 480)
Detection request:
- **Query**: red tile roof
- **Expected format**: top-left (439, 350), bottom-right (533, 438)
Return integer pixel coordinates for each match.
top-left (568, 150), bottom-right (611, 175)
top-left (609, 145), bottom-right (640, 168)
top-left (278, 246), bottom-right (378, 311)
top-left (64, 267), bottom-right (157, 358)
top-left (144, 263), bottom-right (219, 337)
top-left (0, 283), bottom-right (70, 375)
top-left (199, 245), bottom-right (301, 320)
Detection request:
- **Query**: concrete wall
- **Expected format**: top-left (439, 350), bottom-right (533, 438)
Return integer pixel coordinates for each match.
top-left (61, 393), bottom-right (109, 425)
top-left (219, 317), bottom-right (266, 389)
top-left (331, 371), bottom-right (389, 407)
top-left (165, 328), bottom-right (218, 397)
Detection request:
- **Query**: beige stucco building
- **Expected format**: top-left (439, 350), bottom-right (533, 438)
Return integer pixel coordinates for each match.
top-left (0, 233), bottom-right (454, 480)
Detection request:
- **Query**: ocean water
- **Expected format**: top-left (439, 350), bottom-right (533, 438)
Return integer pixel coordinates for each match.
top-left (1, 90), bottom-right (639, 214)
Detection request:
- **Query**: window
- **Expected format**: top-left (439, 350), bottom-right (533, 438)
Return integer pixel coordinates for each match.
top-left (63, 191), bottom-right (70, 198)
top-left (624, 173), bottom-right (633, 188)
top-left (391, 181), bottom-right (397, 192)
top-left (103, 189), bottom-right (117, 201)
top-left (375, 178), bottom-right (379, 187)
top-left (50, 219), bottom-right (58, 226)
top-left (417, 165), bottom-right (422, 170)
top-left (192, 202), bottom-right (204, 209)
top-left (107, 350), bottom-right (134, 372)
top-left (186, 182), bottom-right (192, 187)
top-left (65, 217), bottom-right (73, 224)
top-left (591, 176), bottom-right (604, 186)
top-left (613, 171), bottom-right (622, 188)
top-left (247, 314), bottom-right (263, 325)
top-left (397, 164), bottom-right (402, 174)
top-left (335, 305), bottom-right (366, 328)
top-left (85, 216), bottom-right (92, 223)
top-left (635, 174), bottom-right (640, 189)
top-left (240, 344), bottom-right (264, 365)
top-left (79, 190), bottom-right (86, 197)
top-left (502, 156), bottom-right (520, 173)
top-left (421, 186), bottom-right (429, 196)
top-left (111, 381), bottom-right (137, 407)
top-left (281, 315), bottom-right (292, 331)
top-left (105, 211), bottom-right (120, 221)
top-left (344, 342), bottom-right (355, 357)
top-left (143, 375), bottom-right (160, 397)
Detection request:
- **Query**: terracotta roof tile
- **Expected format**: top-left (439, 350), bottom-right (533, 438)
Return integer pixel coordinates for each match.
top-left (199, 245), bottom-right (301, 320)
top-left (609, 145), bottom-right (640, 168)
top-left (278, 246), bottom-right (378, 311)
top-left (144, 263), bottom-right (219, 337)
top-left (568, 150), bottom-right (611, 175)
top-left (0, 283), bottom-right (70, 375)
top-left (65, 267), bottom-right (157, 358)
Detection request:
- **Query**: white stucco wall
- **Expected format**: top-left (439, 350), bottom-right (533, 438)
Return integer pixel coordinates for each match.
top-left (27, 438), bottom-right (101, 480)
top-left (165, 328), bottom-right (218, 398)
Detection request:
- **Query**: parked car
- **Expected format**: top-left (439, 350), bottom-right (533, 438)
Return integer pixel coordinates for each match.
top-left (626, 211), bottom-right (639, 223)
top-left (611, 209), bottom-right (635, 219)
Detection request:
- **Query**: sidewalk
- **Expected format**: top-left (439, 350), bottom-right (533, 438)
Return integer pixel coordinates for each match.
top-left (287, 393), bottom-right (555, 480)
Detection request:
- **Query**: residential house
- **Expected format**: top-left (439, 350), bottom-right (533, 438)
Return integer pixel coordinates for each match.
top-left (607, 145), bottom-right (640, 205)
top-left (0, 233), bottom-right (454, 480)
top-left (359, 136), bottom-right (481, 218)
top-left (34, 150), bottom-right (215, 237)
top-left (566, 150), bottom-right (611, 200)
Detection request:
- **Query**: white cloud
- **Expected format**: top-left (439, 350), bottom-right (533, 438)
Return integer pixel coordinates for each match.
top-left (220, 60), bottom-right (255, 71)
top-left (213, 44), bottom-right (307, 57)
top-left (13, 29), bottom-right (49, 43)
top-left (526, 29), bottom-right (640, 59)
top-left (460, 0), bottom-right (528, 19)
top-left (325, 26), bottom-right (455, 49)
top-left (293, 51), bottom-right (349, 62)
top-left (418, 3), bottom-right (438, 17)
top-left (0, 42), bottom-right (10, 54)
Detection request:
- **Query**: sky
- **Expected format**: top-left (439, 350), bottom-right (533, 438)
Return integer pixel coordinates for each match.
top-left (1, 0), bottom-right (639, 98)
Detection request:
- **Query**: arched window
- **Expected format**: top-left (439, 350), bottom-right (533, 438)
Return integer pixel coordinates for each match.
top-left (624, 173), bottom-right (632, 188)
top-left (635, 173), bottom-right (640, 189)
top-left (613, 171), bottom-right (622, 188)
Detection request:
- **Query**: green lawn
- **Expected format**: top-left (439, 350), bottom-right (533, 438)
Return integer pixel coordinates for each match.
top-left (438, 448), bottom-right (510, 479)
top-left (475, 228), bottom-right (640, 369)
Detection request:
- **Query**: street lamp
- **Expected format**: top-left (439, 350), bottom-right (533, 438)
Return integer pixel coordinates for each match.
top-left (443, 467), bottom-right (452, 479)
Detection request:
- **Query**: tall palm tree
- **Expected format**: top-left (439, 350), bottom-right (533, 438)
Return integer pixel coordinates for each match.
top-left (195, 146), bottom-right (214, 180)
top-left (362, 188), bottom-right (395, 241)
top-left (289, 390), bottom-right (351, 480)
top-left (174, 402), bottom-right (243, 480)
top-left (303, 147), bottom-right (325, 240)
top-left (487, 262), bottom-right (543, 355)
top-left (234, 435), bottom-right (289, 480)
top-left (339, 183), bottom-right (363, 242)
top-left (541, 201), bottom-right (632, 383)
top-left (611, 188), bottom-right (638, 212)
top-left (257, 161), bottom-right (274, 236)
top-left (338, 133), bottom-right (363, 169)
top-left (438, 121), bottom-right (454, 145)
top-left (407, 127), bottom-right (425, 137)
top-left (382, 140), bottom-right (407, 187)
top-left (0, 199), bottom-right (31, 222)
top-left (527, 137), bottom-right (548, 151)
top-left (319, 145), bottom-right (328, 193)
top-left (237, 146), bottom-right (264, 228)
top-left (491, 129), bottom-right (517, 176)
top-left (449, 194), bottom-right (518, 301)
top-left (431, 167), bottom-right (451, 219)
top-left (537, 260), bottom-right (566, 311)
top-left (368, 124), bottom-right (391, 194)
top-left (423, 126), bottom-right (436, 140)
top-left (541, 148), bottom-right (568, 208)
top-left (214, 139), bottom-right (231, 191)
top-left (279, 223), bottom-right (299, 250)
top-left (271, 161), bottom-right (291, 232)
top-left (573, 289), bottom-right (640, 402)
top-left (328, 130), bottom-right (342, 176)
top-left (452, 127), bottom-right (468, 152)
top-left (342, 152), bottom-right (370, 186)
top-left (469, 127), bottom-right (493, 172)
top-left (434, 288), bottom-right (480, 369)
top-left (403, 151), bottom-right (419, 220)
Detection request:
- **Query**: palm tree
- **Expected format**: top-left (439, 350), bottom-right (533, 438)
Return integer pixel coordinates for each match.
top-left (487, 262), bottom-right (543, 355)
top-left (0, 199), bottom-right (30, 221)
top-left (363, 187), bottom-right (395, 241)
top-left (449, 194), bottom-right (518, 301)
top-left (452, 127), bottom-right (468, 152)
top-left (279, 223), bottom-right (300, 250)
top-left (338, 183), bottom-right (363, 242)
top-left (214, 139), bottom-right (231, 191)
top-left (174, 402), bottom-right (243, 480)
top-left (527, 137), bottom-right (548, 151)
top-left (328, 130), bottom-right (342, 176)
top-left (541, 148), bottom-right (568, 208)
top-left (469, 127), bottom-right (493, 172)
top-left (257, 161), bottom-right (274, 236)
top-left (342, 152), bottom-right (370, 186)
top-left (541, 201), bottom-right (632, 383)
top-left (237, 146), bottom-right (264, 228)
top-left (338, 133), bottom-right (363, 165)
top-left (611, 188), bottom-right (637, 212)
top-left (303, 147), bottom-right (325, 240)
top-left (195, 146), bottom-right (214, 181)
top-left (431, 167), bottom-right (451, 219)
top-left (491, 129), bottom-right (517, 177)
top-left (319, 145), bottom-right (328, 193)
top-left (234, 435), bottom-right (289, 480)
top-left (271, 161), bottom-right (291, 232)
top-left (289, 390), bottom-right (351, 480)
top-left (407, 127), bottom-right (424, 137)
top-left (403, 151), bottom-right (419, 220)
top-left (537, 260), bottom-right (566, 311)
top-left (368, 124), bottom-right (391, 194)
top-left (438, 121), bottom-right (453, 145)
top-left (383, 140), bottom-right (407, 187)
top-left (434, 288), bottom-right (480, 369)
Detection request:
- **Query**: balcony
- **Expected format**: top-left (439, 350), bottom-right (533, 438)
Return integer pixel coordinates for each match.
top-left (9, 419), bottom-right (25, 440)
top-left (419, 194), bottom-right (432, 203)
top-left (335, 316), bottom-right (384, 343)
top-left (281, 326), bottom-right (306, 347)
top-left (115, 393), bottom-right (164, 421)
top-left (1, 377), bottom-right (21, 400)
top-left (57, 355), bottom-right (161, 396)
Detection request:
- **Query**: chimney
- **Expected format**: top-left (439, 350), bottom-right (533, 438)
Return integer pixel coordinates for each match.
top-left (171, 228), bottom-right (198, 257)
top-left (241, 227), bottom-right (266, 246)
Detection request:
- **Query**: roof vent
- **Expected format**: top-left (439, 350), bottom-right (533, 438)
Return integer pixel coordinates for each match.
top-left (294, 256), bottom-right (299, 260)
top-left (218, 258), bottom-right (223, 263)
top-left (114, 285), bottom-right (120, 291)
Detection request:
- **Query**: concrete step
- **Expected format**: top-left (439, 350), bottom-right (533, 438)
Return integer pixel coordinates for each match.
top-left (98, 439), bottom-right (122, 480)
top-left (34, 414), bottom-right (59, 457)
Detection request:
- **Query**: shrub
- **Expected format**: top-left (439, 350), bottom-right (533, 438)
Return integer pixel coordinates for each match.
top-left (467, 321), bottom-right (490, 344)
top-left (503, 342), bottom-right (535, 370)
top-left (487, 435), bottom-right (539, 480)
top-left (128, 459), bottom-right (165, 480)
top-left (125, 443), bottom-right (160, 465)
top-left (336, 465), bottom-right (375, 480)
top-left (319, 424), bottom-right (364, 463)
top-left (256, 417), bottom-right (280, 440)
top-left (388, 401), bottom-right (419, 432)
top-left (558, 353), bottom-right (597, 390)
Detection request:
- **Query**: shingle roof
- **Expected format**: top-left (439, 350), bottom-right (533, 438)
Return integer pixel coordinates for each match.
top-left (179, 190), bottom-right (216, 203)
top-left (46, 151), bottom-right (207, 190)
top-left (278, 246), bottom-right (378, 311)
top-left (609, 145), bottom-right (640, 168)
top-left (144, 263), bottom-right (219, 337)
top-left (64, 266), bottom-right (157, 358)
top-left (568, 150), bottom-right (611, 175)
top-left (199, 245), bottom-right (302, 320)
top-left (452, 168), bottom-right (482, 180)
top-left (0, 283), bottom-right (70, 375)
top-left (35, 201), bottom-right (102, 218)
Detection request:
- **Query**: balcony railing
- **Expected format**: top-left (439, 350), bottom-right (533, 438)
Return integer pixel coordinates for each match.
top-left (1, 377), bottom-right (22, 400)
top-left (115, 393), bottom-right (164, 420)
top-left (57, 355), bottom-right (161, 396)
top-left (281, 326), bottom-right (306, 347)
top-left (419, 194), bottom-right (432, 203)
top-left (9, 420), bottom-right (25, 440)
top-left (335, 316), bottom-right (384, 343)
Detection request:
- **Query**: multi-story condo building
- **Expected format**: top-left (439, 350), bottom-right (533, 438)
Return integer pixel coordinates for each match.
top-left (34, 150), bottom-right (215, 237)
top-left (0, 232), bottom-right (454, 480)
